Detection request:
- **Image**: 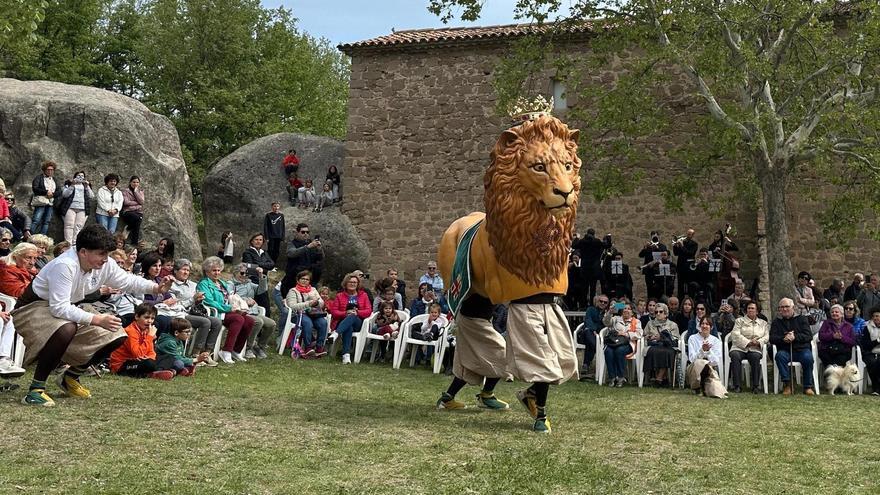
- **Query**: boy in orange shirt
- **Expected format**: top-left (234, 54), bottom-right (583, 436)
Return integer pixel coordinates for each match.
top-left (109, 303), bottom-right (174, 380)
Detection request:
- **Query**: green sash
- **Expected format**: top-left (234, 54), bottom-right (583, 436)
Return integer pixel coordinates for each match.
top-left (447, 219), bottom-right (483, 317)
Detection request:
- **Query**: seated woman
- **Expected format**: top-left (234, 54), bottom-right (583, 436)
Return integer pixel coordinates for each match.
top-left (409, 283), bottom-right (449, 315)
top-left (231, 263), bottom-right (276, 359)
top-left (330, 272), bottom-right (372, 364)
top-left (639, 299), bottom-right (657, 328)
top-left (27, 234), bottom-right (53, 271)
top-left (728, 301), bottom-right (768, 393)
top-left (818, 304), bottom-right (856, 368)
top-left (686, 302), bottom-right (719, 339)
top-left (166, 259), bottom-right (221, 367)
top-left (643, 302), bottom-right (679, 387)
top-left (137, 251), bottom-right (174, 335)
top-left (197, 257), bottom-right (255, 364)
top-left (285, 270), bottom-right (328, 358)
top-left (0, 242), bottom-right (38, 378)
top-left (602, 302), bottom-right (643, 387)
top-left (673, 296), bottom-right (695, 334)
top-left (843, 300), bottom-right (867, 337)
top-left (687, 315), bottom-right (723, 379)
top-left (108, 303), bottom-right (175, 380)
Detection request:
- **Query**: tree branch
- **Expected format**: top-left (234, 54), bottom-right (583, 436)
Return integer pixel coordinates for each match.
top-left (760, 80), bottom-right (785, 154)
top-left (778, 60), bottom-right (840, 115)
top-left (646, 0), bottom-right (752, 142)
top-left (768, 11), bottom-right (813, 69)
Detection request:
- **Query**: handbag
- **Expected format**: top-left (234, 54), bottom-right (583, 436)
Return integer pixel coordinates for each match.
top-left (189, 302), bottom-right (209, 318)
top-left (604, 331), bottom-right (628, 348)
top-left (827, 341), bottom-right (849, 354)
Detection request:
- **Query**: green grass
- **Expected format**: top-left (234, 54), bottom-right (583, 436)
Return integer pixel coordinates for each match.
top-left (1, 357), bottom-right (879, 494)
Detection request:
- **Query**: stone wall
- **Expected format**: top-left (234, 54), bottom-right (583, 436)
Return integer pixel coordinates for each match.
top-left (343, 41), bottom-right (879, 301)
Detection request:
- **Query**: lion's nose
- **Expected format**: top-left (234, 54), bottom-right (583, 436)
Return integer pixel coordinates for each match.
top-left (553, 187), bottom-right (573, 199)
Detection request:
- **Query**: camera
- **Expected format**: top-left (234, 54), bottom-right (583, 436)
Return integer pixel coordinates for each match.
top-left (314, 235), bottom-right (320, 241)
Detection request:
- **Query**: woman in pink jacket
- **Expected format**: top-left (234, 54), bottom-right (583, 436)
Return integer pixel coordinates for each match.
top-left (330, 272), bottom-right (372, 364)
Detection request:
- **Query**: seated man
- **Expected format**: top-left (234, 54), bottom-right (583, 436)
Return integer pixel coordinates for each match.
top-left (419, 261), bottom-right (444, 292)
top-left (769, 297), bottom-right (815, 396)
top-left (14, 224), bottom-right (171, 406)
top-left (577, 294), bottom-right (608, 380)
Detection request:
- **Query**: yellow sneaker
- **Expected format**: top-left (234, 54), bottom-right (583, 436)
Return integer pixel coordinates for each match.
top-left (436, 393), bottom-right (466, 410)
top-left (21, 389), bottom-right (55, 407)
top-left (57, 374), bottom-right (92, 399)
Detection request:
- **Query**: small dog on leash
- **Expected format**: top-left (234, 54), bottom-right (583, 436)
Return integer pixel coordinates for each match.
top-left (824, 364), bottom-right (862, 395)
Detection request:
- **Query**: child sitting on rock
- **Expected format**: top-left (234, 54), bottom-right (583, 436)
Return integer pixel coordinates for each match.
top-left (155, 318), bottom-right (205, 376)
top-left (298, 178), bottom-right (316, 209)
top-left (286, 173), bottom-right (303, 206)
top-left (316, 181), bottom-right (334, 212)
top-left (109, 303), bottom-right (175, 380)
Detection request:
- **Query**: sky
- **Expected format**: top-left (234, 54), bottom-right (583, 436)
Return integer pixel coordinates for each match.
top-left (260, 0), bottom-right (554, 46)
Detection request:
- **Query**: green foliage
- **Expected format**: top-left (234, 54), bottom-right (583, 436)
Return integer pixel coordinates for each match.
top-left (0, 0), bottom-right (349, 200)
top-left (0, 0), bottom-right (48, 49)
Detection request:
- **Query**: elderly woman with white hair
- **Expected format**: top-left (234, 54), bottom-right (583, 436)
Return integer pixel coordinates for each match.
top-left (166, 258), bottom-right (220, 367)
top-left (643, 302), bottom-right (679, 387)
top-left (0, 242), bottom-right (38, 378)
top-left (27, 234), bottom-right (53, 271)
top-left (818, 303), bottom-right (857, 367)
top-left (196, 256), bottom-right (254, 364)
top-left (729, 301), bottom-right (769, 393)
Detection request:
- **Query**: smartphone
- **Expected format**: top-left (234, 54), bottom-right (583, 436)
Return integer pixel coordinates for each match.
top-left (314, 235), bottom-right (320, 241)
top-left (613, 301), bottom-right (625, 311)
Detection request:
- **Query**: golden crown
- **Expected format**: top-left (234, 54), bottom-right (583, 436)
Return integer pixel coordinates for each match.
top-left (507, 95), bottom-right (554, 126)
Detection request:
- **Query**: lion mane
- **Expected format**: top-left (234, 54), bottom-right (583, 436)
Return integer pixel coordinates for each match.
top-left (483, 115), bottom-right (582, 287)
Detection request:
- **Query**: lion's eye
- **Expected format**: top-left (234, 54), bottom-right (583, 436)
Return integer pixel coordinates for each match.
top-left (565, 163), bottom-right (573, 171)
top-left (533, 163), bottom-right (546, 172)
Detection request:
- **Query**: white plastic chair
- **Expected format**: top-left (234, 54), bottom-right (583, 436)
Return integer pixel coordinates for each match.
top-left (852, 346), bottom-right (871, 395)
top-left (571, 323), bottom-right (586, 363)
top-left (277, 304), bottom-right (302, 355)
top-left (206, 307), bottom-right (228, 360)
top-left (772, 335), bottom-right (820, 395)
top-left (0, 294), bottom-right (23, 367)
top-left (355, 310), bottom-right (408, 364)
top-left (722, 333), bottom-right (768, 394)
top-left (330, 312), bottom-right (369, 360)
top-left (393, 313), bottom-right (447, 373)
top-left (595, 327), bottom-right (644, 387)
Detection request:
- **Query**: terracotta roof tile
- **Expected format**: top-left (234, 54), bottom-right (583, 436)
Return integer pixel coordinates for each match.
top-left (338, 22), bottom-right (594, 55)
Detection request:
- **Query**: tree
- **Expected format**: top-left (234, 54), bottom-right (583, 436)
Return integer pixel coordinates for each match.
top-left (0, 0), bottom-right (48, 51)
top-left (429, 0), bottom-right (880, 309)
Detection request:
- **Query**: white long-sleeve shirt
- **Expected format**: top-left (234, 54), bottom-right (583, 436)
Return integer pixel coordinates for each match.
top-left (31, 248), bottom-right (157, 325)
top-left (688, 332), bottom-right (723, 368)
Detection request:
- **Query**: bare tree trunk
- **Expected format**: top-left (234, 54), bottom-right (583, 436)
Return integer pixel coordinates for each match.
top-left (756, 159), bottom-right (796, 315)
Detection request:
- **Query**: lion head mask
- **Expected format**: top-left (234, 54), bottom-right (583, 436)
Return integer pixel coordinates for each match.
top-left (483, 115), bottom-right (582, 286)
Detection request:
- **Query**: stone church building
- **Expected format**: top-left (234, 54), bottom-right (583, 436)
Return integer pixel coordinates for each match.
top-left (338, 23), bottom-right (877, 302)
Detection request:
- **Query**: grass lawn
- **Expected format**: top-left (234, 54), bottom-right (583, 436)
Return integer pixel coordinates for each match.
top-left (1, 356), bottom-right (879, 495)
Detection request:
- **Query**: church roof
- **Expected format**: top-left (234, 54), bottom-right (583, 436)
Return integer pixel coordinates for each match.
top-left (338, 22), bottom-right (594, 55)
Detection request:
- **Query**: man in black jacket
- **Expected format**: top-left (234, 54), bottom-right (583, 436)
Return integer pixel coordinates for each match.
top-left (572, 229), bottom-right (608, 305)
top-left (280, 223), bottom-right (323, 296)
top-left (770, 298), bottom-right (815, 395)
top-left (672, 229), bottom-right (698, 299)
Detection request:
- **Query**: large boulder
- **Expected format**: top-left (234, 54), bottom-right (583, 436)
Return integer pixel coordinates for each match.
top-left (203, 133), bottom-right (369, 285)
top-left (0, 78), bottom-right (200, 258)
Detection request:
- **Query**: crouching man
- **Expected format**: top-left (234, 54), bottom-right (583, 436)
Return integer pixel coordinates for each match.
top-left (15, 224), bottom-right (172, 406)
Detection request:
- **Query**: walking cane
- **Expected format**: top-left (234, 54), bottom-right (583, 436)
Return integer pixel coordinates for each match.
top-left (789, 338), bottom-right (795, 394)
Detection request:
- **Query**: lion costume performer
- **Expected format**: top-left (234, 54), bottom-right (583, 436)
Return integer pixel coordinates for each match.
top-left (435, 110), bottom-right (581, 434)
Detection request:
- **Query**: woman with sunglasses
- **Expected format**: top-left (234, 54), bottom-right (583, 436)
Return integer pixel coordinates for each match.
top-left (0, 229), bottom-right (12, 257)
top-left (842, 300), bottom-right (867, 337)
top-left (643, 302), bottom-right (679, 387)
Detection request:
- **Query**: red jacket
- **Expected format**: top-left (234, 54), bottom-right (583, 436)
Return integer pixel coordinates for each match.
top-left (282, 154), bottom-right (299, 169)
top-left (0, 197), bottom-right (9, 220)
top-left (330, 290), bottom-right (372, 326)
top-left (0, 260), bottom-right (33, 299)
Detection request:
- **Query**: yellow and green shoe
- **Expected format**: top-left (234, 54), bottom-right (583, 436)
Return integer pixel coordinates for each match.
top-left (21, 389), bottom-right (55, 407)
top-left (533, 417), bottom-right (552, 434)
top-left (57, 375), bottom-right (92, 399)
top-left (436, 393), bottom-right (466, 410)
top-left (475, 392), bottom-right (510, 410)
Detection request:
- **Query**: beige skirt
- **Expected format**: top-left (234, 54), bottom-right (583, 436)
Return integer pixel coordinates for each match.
top-left (13, 300), bottom-right (126, 367)
top-left (452, 314), bottom-right (508, 385)
top-left (505, 303), bottom-right (578, 385)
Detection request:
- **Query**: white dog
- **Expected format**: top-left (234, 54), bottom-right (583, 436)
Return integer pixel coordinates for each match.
top-left (824, 364), bottom-right (862, 395)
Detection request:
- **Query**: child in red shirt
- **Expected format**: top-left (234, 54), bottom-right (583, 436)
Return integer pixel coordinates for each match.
top-left (109, 303), bottom-right (175, 380)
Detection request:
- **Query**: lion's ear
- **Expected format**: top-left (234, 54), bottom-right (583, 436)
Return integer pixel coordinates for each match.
top-left (498, 129), bottom-right (521, 150)
top-left (568, 129), bottom-right (580, 143)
